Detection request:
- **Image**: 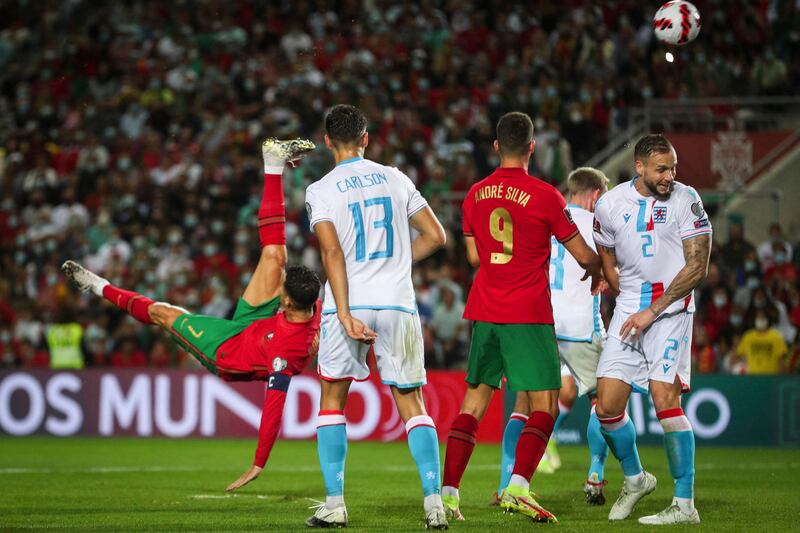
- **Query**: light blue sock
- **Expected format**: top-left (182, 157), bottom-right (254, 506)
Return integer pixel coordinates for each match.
top-left (659, 411), bottom-right (695, 500)
top-left (599, 411), bottom-right (643, 477)
top-left (498, 413), bottom-right (526, 494)
top-left (317, 412), bottom-right (348, 498)
top-left (587, 409), bottom-right (609, 481)
top-left (406, 416), bottom-right (441, 497)
top-left (553, 402), bottom-right (571, 434)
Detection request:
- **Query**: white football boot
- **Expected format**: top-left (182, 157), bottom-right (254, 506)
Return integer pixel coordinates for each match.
top-left (424, 507), bottom-right (449, 530)
top-left (262, 138), bottom-right (315, 170)
top-left (639, 501), bottom-right (701, 525)
top-left (305, 502), bottom-right (348, 528)
top-left (608, 471), bottom-right (657, 521)
top-left (61, 260), bottom-right (109, 297)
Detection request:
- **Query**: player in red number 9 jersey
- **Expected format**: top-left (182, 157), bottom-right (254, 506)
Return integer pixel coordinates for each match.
top-left (440, 112), bottom-right (603, 524)
top-left (61, 139), bottom-right (321, 492)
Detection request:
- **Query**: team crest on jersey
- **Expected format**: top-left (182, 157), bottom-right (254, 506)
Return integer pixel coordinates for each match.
top-left (563, 208), bottom-right (575, 225)
top-left (266, 332), bottom-right (274, 341)
top-left (272, 357), bottom-right (287, 372)
top-left (653, 206), bottom-right (668, 223)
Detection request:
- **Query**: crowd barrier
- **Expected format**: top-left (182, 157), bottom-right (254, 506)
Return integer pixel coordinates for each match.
top-left (0, 369), bottom-right (505, 442)
top-left (1, 370), bottom-right (797, 446)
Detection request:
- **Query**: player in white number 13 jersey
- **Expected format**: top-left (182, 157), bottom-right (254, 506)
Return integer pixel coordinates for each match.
top-left (592, 135), bottom-right (711, 525)
top-left (304, 105), bottom-right (449, 529)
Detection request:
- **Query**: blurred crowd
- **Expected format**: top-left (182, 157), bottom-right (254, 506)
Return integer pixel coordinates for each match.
top-left (1, 0), bottom-right (799, 374)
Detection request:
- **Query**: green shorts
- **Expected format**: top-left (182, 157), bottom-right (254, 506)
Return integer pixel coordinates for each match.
top-left (169, 296), bottom-right (280, 375)
top-left (466, 321), bottom-right (561, 392)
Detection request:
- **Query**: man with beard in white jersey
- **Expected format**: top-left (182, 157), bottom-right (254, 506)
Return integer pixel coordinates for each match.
top-left (592, 134), bottom-right (711, 525)
top-left (304, 104), bottom-right (449, 529)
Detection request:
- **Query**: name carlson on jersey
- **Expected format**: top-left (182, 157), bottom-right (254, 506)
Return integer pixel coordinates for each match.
top-left (336, 172), bottom-right (389, 193)
top-left (474, 183), bottom-right (531, 207)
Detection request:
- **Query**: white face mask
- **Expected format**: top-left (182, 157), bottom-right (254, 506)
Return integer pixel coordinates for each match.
top-left (755, 317), bottom-right (769, 331)
top-left (713, 294), bottom-right (727, 308)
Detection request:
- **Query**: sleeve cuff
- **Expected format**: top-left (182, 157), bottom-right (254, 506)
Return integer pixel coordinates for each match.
top-left (310, 217), bottom-right (334, 229)
top-left (680, 229), bottom-right (712, 240)
top-left (407, 202), bottom-right (428, 218)
top-left (557, 229), bottom-right (580, 244)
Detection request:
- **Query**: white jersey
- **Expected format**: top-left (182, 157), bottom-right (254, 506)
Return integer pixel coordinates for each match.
top-left (550, 205), bottom-right (604, 342)
top-left (305, 157), bottom-right (427, 314)
top-left (593, 179), bottom-right (712, 316)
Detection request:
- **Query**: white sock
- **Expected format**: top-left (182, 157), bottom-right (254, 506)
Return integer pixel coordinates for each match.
top-left (326, 495), bottom-right (345, 509)
top-left (441, 485), bottom-right (459, 500)
top-left (674, 497), bottom-right (694, 513)
top-left (509, 474), bottom-right (529, 491)
top-left (624, 472), bottom-right (646, 490)
top-left (93, 279), bottom-right (109, 297)
top-left (423, 493), bottom-right (443, 513)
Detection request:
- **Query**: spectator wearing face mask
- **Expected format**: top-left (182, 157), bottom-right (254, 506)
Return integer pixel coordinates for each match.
top-left (736, 310), bottom-right (788, 374)
top-left (764, 241), bottom-right (796, 286)
top-left (704, 286), bottom-right (732, 343)
top-left (757, 223), bottom-right (793, 270)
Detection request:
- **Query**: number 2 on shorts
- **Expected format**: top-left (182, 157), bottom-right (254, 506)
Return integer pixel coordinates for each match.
top-left (490, 207), bottom-right (513, 264)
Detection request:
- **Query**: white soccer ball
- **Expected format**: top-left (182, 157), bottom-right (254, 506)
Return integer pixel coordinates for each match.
top-left (653, 1), bottom-right (701, 46)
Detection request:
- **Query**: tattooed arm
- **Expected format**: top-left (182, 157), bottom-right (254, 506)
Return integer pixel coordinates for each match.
top-left (596, 245), bottom-right (620, 296)
top-left (619, 234), bottom-right (711, 340)
top-left (650, 234), bottom-right (711, 316)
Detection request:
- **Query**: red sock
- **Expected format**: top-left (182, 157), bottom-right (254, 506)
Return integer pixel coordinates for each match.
top-left (258, 172), bottom-right (285, 246)
top-left (102, 285), bottom-right (155, 325)
top-left (442, 413), bottom-right (479, 488)
top-left (511, 411), bottom-right (555, 482)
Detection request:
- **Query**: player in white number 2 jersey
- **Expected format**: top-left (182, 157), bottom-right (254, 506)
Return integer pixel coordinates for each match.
top-left (592, 134), bottom-right (711, 525)
top-left (495, 168), bottom-right (611, 505)
top-left (304, 105), bottom-right (449, 529)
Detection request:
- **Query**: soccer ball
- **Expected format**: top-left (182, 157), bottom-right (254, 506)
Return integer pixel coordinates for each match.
top-left (653, 1), bottom-right (701, 46)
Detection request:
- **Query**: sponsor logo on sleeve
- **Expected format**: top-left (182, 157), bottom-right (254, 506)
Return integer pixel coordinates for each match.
top-left (593, 217), bottom-right (601, 233)
top-left (272, 357), bottom-right (288, 372)
top-left (694, 218), bottom-right (710, 229)
top-left (305, 202), bottom-right (313, 219)
top-left (690, 201), bottom-right (705, 218)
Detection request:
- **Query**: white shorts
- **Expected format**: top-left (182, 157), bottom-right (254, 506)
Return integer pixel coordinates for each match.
top-left (597, 310), bottom-right (692, 393)
top-left (558, 333), bottom-right (603, 396)
top-left (317, 309), bottom-right (426, 388)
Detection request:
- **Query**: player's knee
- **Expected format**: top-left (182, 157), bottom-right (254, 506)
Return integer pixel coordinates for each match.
top-left (594, 399), bottom-right (624, 419)
top-left (149, 303), bottom-right (182, 329)
top-left (260, 245), bottom-right (287, 269)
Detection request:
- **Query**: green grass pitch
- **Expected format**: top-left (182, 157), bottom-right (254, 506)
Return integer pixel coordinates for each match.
top-left (1, 438), bottom-right (797, 531)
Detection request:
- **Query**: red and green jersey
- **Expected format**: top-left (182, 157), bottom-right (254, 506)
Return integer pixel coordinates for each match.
top-left (462, 167), bottom-right (578, 324)
top-left (214, 301), bottom-right (321, 468)
top-left (215, 301), bottom-right (321, 381)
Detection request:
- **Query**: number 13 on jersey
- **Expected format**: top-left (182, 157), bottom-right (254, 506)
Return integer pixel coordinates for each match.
top-left (349, 196), bottom-right (394, 262)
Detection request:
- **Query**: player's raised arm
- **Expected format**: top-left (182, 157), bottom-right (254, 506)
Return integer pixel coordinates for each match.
top-left (409, 206), bottom-right (447, 262)
top-left (314, 220), bottom-right (376, 343)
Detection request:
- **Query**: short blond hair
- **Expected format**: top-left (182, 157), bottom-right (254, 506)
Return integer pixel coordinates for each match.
top-left (567, 167), bottom-right (610, 196)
